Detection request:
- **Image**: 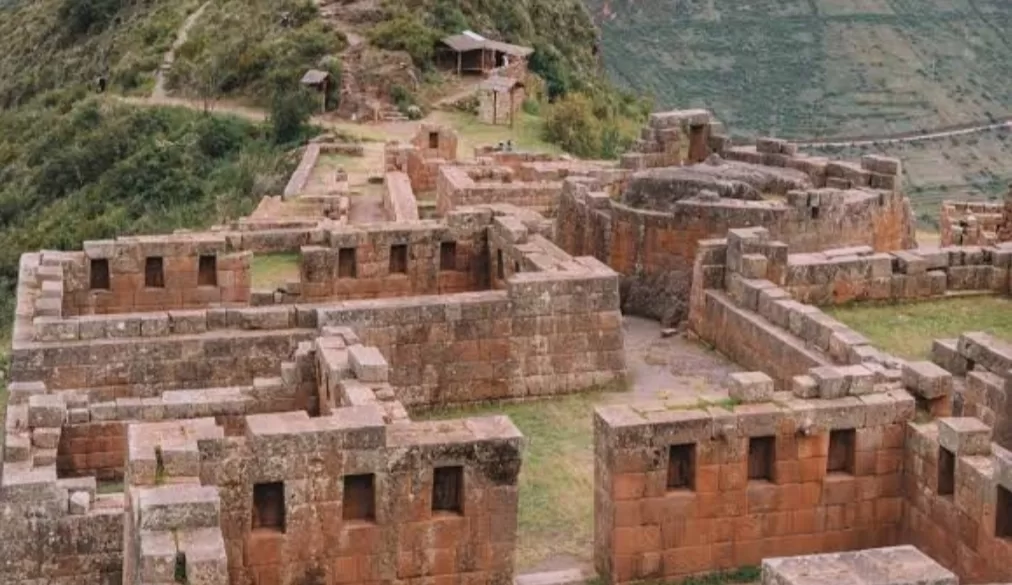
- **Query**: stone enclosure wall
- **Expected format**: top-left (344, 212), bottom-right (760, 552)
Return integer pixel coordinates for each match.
top-left (42, 234), bottom-right (251, 316)
top-left (555, 141), bottom-right (917, 324)
top-left (595, 385), bottom-right (914, 583)
top-left (940, 189), bottom-right (1012, 247)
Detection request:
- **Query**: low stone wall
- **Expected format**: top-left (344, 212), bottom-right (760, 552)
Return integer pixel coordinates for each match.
top-left (383, 171), bottom-right (420, 221)
top-left (940, 192), bottom-right (1012, 246)
top-left (902, 418), bottom-right (1012, 583)
top-left (783, 245), bottom-right (1011, 305)
top-left (27, 235), bottom-right (252, 317)
top-left (594, 378), bottom-right (914, 583)
top-left (436, 165), bottom-right (563, 217)
top-left (933, 332), bottom-right (1012, 450)
top-left (299, 212), bottom-right (487, 303)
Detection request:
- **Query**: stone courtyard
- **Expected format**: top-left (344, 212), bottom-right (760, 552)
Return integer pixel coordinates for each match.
top-left (2, 110), bottom-right (1012, 585)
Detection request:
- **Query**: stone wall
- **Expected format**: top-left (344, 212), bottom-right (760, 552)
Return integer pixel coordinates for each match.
top-left (902, 418), bottom-right (1012, 583)
top-left (436, 165), bottom-right (563, 217)
top-left (933, 332), bottom-right (1012, 450)
top-left (114, 330), bottom-right (523, 585)
top-left (34, 235), bottom-right (252, 317)
top-left (385, 125), bottom-right (459, 194)
top-left (555, 149), bottom-right (917, 324)
top-left (594, 376), bottom-right (915, 583)
top-left (299, 213), bottom-right (487, 302)
top-left (940, 190), bottom-right (1012, 246)
top-left (383, 171), bottom-right (420, 222)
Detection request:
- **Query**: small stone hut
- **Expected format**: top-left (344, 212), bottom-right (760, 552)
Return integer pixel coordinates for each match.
top-left (478, 76), bottom-right (525, 126)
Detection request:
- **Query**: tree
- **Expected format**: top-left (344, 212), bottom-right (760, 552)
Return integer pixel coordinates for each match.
top-left (269, 86), bottom-right (315, 145)
top-left (543, 92), bottom-right (602, 158)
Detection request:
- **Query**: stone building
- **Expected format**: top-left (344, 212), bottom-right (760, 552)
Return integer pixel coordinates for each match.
top-left (477, 77), bottom-right (525, 126)
top-left (3, 109), bottom-right (1012, 585)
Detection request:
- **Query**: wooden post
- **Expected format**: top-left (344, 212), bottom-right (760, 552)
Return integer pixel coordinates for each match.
top-left (457, 51), bottom-right (462, 76)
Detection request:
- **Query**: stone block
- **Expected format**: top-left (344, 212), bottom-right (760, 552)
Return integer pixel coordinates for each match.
top-left (727, 371), bottom-right (774, 403)
top-left (902, 361), bottom-right (953, 399)
top-left (937, 417), bottom-right (992, 456)
top-left (838, 364), bottom-right (875, 395)
top-left (739, 254), bottom-right (768, 279)
top-left (931, 339), bottom-right (968, 376)
top-left (28, 394), bottom-right (66, 428)
top-left (138, 485), bottom-right (221, 531)
top-left (811, 366), bottom-right (848, 399)
top-left (348, 345), bottom-right (389, 383)
top-left (8, 381), bottom-right (46, 405)
top-left (791, 375), bottom-right (818, 399)
top-left (31, 427), bottom-right (61, 449)
top-left (68, 490), bottom-right (91, 515)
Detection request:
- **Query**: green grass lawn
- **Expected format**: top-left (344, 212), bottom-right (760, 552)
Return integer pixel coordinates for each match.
top-left (421, 392), bottom-right (605, 570)
top-left (250, 253), bottom-right (301, 291)
top-left (825, 296), bottom-right (1012, 359)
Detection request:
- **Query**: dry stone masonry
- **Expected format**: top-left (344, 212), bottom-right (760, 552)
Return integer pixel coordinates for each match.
top-left (4, 108), bottom-right (1012, 585)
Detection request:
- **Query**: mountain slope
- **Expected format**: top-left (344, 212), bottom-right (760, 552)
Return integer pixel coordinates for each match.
top-left (586, 0), bottom-right (1012, 139)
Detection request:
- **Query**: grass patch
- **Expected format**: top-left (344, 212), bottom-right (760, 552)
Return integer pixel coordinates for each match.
top-left (429, 111), bottom-right (562, 159)
top-left (420, 392), bottom-right (607, 569)
top-left (251, 253), bottom-right (301, 291)
top-left (97, 480), bottom-right (125, 494)
top-left (825, 296), bottom-right (1012, 359)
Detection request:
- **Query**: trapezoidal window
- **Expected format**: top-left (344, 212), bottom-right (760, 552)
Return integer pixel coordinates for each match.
top-left (428, 131), bottom-right (439, 149)
top-left (197, 255), bottom-right (217, 286)
top-left (338, 247), bottom-right (357, 278)
top-left (440, 241), bottom-right (457, 271)
top-left (827, 429), bottom-right (856, 475)
top-left (389, 244), bottom-right (408, 274)
top-left (145, 257), bottom-right (165, 288)
top-left (667, 444), bottom-right (695, 491)
top-left (90, 258), bottom-right (110, 290)
top-left (748, 436), bottom-right (776, 482)
top-left (252, 482), bottom-right (285, 532)
top-left (343, 474), bottom-right (376, 522)
top-left (432, 466), bottom-right (463, 514)
top-left (938, 446), bottom-right (955, 496)
top-left (997, 485), bottom-right (1012, 539)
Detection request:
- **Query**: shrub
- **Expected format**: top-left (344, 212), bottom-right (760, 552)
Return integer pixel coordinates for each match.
top-left (543, 93), bottom-right (602, 158)
top-left (58, 0), bottom-right (123, 38)
top-left (269, 87), bottom-right (316, 145)
top-left (367, 14), bottom-right (442, 69)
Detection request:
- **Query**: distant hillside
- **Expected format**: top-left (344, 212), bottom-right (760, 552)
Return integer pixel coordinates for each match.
top-left (585, 0), bottom-right (1012, 140)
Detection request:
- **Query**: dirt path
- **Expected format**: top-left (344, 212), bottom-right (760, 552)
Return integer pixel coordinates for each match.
top-left (152, 2), bottom-right (211, 100)
top-left (796, 119), bottom-right (1012, 149)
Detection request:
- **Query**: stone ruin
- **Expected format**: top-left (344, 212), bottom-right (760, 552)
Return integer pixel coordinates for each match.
top-left (2, 109), bottom-right (1012, 585)
top-left (940, 187), bottom-right (1012, 246)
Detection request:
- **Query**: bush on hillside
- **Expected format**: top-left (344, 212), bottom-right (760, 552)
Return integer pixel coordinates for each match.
top-left (543, 93), bottom-right (602, 158)
top-left (270, 86), bottom-right (316, 145)
top-left (367, 14), bottom-right (442, 69)
top-left (58, 0), bottom-right (124, 38)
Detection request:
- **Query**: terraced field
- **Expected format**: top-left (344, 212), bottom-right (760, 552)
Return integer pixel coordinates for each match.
top-left (586, 0), bottom-right (1012, 140)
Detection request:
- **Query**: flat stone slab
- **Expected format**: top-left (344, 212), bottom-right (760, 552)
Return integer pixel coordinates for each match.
top-left (762, 546), bottom-right (957, 585)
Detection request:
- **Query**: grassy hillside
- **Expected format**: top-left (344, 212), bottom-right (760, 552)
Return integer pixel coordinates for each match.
top-left (586, 0), bottom-right (1012, 139)
top-left (0, 92), bottom-right (300, 332)
top-left (0, 0), bottom-right (201, 104)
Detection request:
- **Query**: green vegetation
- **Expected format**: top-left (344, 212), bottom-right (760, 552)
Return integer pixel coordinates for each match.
top-left (0, 93), bottom-right (301, 334)
top-left (422, 392), bottom-right (609, 569)
top-left (587, 0), bottom-right (1012, 139)
top-left (825, 296), bottom-right (1012, 359)
top-left (251, 253), bottom-right (302, 291)
top-left (0, 0), bottom-right (202, 103)
top-left (371, 0), bottom-right (651, 158)
top-left (170, 0), bottom-right (345, 104)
